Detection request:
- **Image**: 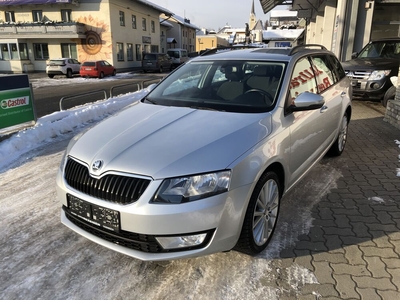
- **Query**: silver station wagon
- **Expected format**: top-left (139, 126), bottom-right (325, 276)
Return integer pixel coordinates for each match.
top-left (56, 45), bottom-right (352, 261)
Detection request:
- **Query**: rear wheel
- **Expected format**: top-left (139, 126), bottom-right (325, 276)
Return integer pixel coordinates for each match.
top-left (48, 74), bottom-right (54, 78)
top-left (235, 171), bottom-right (281, 255)
top-left (382, 86), bottom-right (396, 107)
top-left (328, 113), bottom-right (349, 156)
top-left (66, 69), bottom-right (73, 78)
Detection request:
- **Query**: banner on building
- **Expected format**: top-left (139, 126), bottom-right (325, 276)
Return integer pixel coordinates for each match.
top-left (0, 75), bottom-right (36, 133)
top-left (0, 0), bottom-right (72, 6)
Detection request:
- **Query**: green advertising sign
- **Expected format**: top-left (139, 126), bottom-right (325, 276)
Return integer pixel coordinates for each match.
top-left (0, 74), bottom-right (36, 131)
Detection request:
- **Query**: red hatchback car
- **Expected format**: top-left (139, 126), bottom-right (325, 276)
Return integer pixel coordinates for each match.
top-left (80, 60), bottom-right (116, 78)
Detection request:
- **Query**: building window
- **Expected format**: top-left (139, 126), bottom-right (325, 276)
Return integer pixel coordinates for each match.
top-left (5, 11), bottom-right (15, 23)
top-left (33, 43), bottom-right (49, 60)
top-left (135, 44), bottom-right (141, 61)
top-left (117, 43), bottom-right (124, 61)
top-left (61, 43), bottom-right (77, 59)
top-left (127, 43), bottom-right (133, 61)
top-left (0, 44), bottom-right (10, 60)
top-left (61, 9), bottom-right (72, 22)
top-left (119, 11), bottom-right (125, 26)
top-left (132, 15), bottom-right (136, 29)
top-left (151, 45), bottom-right (159, 53)
top-left (32, 10), bottom-right (43, 22)
top-left (151, 20), bottom-right (155, 33)
top-left (19, 43), bottom-right (29, 60)
top-left (142, 18), bottom-right (146, 31)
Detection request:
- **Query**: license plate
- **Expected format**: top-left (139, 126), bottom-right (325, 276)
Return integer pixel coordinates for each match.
top-left (147, 63), bottom-right (153, 65)
top-left (85, 67), bottom-right (92, 70)
top-left (67, 194), bottom-right (120, 232)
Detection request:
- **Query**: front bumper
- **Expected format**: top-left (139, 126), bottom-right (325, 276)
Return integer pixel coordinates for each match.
top-left (347, 77), bottom-right (391, 100)
top-left (56, 169), bottom-right (252, 261)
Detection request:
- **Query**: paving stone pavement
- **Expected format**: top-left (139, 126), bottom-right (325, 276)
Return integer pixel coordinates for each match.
top-left (279, 100), bottom-right (400, 299)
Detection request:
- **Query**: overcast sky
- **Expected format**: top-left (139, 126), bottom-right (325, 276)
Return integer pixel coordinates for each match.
top-left (150, 0), bottom-right (289, 30)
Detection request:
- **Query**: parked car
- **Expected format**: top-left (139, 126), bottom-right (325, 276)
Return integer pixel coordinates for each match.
top-left (46, 58), bottom-right (81, 78)
top-left (167, 48), bottom-right (189, 68)
top-left (57, 45), bottom-right (352, 261)
top-left (142, 53), bottom-right (173, 73)
top-left (80, 60), bottom-right (116, 79)
top-left (342, 38), bottom-right (400, 106)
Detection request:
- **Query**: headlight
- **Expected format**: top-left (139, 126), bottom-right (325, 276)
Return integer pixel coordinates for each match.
top-left (368, 70), bottom-right (391, 81)
top-left (59, 128), bottom-right (90, 171)
top-left (152, 170), bottom-right (231, 204)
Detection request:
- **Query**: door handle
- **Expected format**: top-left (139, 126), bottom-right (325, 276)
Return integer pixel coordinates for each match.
top-left (320, 105), bottom-right (328, 113)
top-left (341, 91), bottom-right (346, 97)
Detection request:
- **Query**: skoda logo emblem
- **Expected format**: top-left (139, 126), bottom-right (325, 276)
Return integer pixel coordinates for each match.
top-left (92, 160), bottom-right (103, 171)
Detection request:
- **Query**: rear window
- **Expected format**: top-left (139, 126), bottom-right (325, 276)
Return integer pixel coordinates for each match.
top-left (143, 54), bottom-right (157, 60)
top-left (48, 60), bottom-right (66, 65)
top-left (82, 62), bottom-right (96, 66)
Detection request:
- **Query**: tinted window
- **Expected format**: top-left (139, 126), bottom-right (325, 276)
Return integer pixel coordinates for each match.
top-left (82, 62), bottom-right (95, 66)
top-left (144, 54), bottom-right (157, 60)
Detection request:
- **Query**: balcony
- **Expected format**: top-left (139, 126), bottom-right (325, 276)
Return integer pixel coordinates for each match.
top-left (0, 22), bottom-right (86, 39)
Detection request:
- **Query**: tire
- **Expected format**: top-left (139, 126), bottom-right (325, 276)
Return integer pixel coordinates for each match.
top-left (382, 86), bottom-right (396, 107)
top-left (328, 113), bottom-right (349, 156)
top-left (99, 72), bottom-right (104, 79)
top-left (112, 69), bottom-right (116, 76)
top-left (159, 66), bottom-right (163, 73)
top-left (48, 74), bottom-right (54, 78)
top-left (66, 69), bottom-right (73, 78)
top-left (235, 171), bottom-right (281, 255)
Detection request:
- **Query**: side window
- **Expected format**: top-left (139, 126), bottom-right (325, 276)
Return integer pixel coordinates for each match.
top-left (329, 55), bottom-right (346, 80)
top-left (289, 57), bottom-right (317, 103)
top-left (310, 55), bottom-right (335, 93)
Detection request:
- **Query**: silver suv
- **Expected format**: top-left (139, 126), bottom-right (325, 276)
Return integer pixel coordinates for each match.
top-left (46, 58), bottom-right (81, 78)
top-left (57, 45), bottom-right (352, 261)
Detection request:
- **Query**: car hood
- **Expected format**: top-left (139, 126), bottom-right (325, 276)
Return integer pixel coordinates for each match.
top-left (342, 58), bottom-right (398, 71)
top-left (69, 102), bottom-right (272, 179)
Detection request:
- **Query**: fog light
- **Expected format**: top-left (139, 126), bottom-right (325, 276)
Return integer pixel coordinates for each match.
top-left (371, 82), bottom-right (381, 89)
top-left (156, 233), bottom-right (207, 249)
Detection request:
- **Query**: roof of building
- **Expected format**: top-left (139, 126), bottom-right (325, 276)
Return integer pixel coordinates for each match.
top-left (167, 14), bottom-right (201, 31)
top-left (262, 28), bottom-right (304, 40)
top-left (137, 0), bottom-right (174, 16)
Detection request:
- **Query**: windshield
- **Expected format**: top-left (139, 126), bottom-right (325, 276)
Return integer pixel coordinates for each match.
top-left (144, 60), bottom-right (286, 113)
top-left (358, 41), bottom-right (400, 59)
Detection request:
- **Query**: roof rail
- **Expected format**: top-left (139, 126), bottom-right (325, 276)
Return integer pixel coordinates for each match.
top-left (199, 45), bottom-right (262, 56)
top-left (289, 44), bottom-right (327, 56)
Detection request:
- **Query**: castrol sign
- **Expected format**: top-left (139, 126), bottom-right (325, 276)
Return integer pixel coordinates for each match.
top-left (0, 74), bottom-right (36, 132)
top-left (1, 96), bottom-right (30, 109)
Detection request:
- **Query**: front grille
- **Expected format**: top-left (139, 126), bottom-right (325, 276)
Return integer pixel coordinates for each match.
top-left (345, 70), bottom-right (371, 80)
top-left (64, 206), bottom-right (214, 253)
top-left (64, 158), bottom-right (150, 205)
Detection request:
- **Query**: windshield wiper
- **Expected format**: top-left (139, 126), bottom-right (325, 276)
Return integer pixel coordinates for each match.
top-left (190, 106), bottom-right (223, 112)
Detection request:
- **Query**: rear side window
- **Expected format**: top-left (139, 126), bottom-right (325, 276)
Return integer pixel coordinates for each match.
top-left (328, 55), bottom-right (346, 80)
top-left (49, 60), bottom-right (65, 65)
top-left (310, 55), bottom-right (335, 93)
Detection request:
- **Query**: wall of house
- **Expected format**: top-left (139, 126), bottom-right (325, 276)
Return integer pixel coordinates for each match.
top-left (0, 0), bottom-right (165, 72)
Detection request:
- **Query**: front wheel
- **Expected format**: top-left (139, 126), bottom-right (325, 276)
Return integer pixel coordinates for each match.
top-left (328, 113), bottom-right (349, 156)
top-left (235, 171), bottom-right (281, 255)
top-left (382, 86), bottom-right (396, 107)
top-left (99, 72), bottom-right (104, 79)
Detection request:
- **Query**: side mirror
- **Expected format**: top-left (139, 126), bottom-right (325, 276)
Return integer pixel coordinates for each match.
top-left (351, 52), bottom-right (358, 59)
top-left (287, 92), bottom-right (325, 113)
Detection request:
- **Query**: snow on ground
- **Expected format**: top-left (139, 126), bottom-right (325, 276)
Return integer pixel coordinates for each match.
top-left (0, 77), bottom-right (345, 299)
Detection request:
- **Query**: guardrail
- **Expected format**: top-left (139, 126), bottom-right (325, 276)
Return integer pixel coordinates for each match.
top-left (141, 78), bottom-right (162, 89)
top-left (110, 83), bottom-right (140, 98)
top-left (59, 90), bottom-right (107, 111)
